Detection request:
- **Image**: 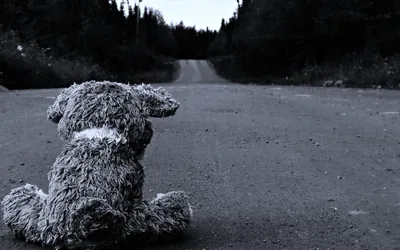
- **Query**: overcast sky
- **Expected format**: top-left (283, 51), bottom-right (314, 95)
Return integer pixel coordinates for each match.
top-left (120, 0), bottom-right (238, 31)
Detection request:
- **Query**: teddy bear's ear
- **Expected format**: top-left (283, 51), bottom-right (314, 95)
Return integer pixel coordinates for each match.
top-left (133, 83), bottom-right (180, 118)
top-left (47, 83), bottom-right (78, 123)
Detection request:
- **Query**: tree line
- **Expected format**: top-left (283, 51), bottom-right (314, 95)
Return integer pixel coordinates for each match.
top-left (208, 0), bottom-right (400, 88)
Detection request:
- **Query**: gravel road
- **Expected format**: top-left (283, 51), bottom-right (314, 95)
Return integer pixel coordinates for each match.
top-left (0, 60), bottom-right (399, 249)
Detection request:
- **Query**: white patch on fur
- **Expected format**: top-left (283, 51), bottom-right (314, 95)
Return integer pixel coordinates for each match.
top-left (74, 127), bottom-right (126, 144)
top-left (36, 188), bottom-right (47, 199)
top-left (156, 193), bottom-right (166, 200)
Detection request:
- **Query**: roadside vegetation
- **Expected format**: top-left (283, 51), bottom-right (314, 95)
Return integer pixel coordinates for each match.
top-left (208, 0), bottom-right (400, 89)
top-left (0, 0), bottom-right (216, 90)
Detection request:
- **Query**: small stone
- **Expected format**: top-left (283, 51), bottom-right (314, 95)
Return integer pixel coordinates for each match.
top-left (46, 140), bottom-right (51, 143)
top-left (205, 129), bottom-right (208, 132)
top-left (323, 80), bottom-right (334, 87)
top-left (20, 163), bottom-right (25, 166)
top-left (338, 176), bottom-right (343, 179)
top-left (19, 180), bottom-right (24, 183)
top-left (334, 80), bottom-right (344, 87)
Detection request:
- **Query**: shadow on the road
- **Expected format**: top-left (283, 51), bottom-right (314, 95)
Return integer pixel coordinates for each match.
top-left (1, 230), bottom-right (194, 250)
top-left (126, 231), bottom-right (193, 250)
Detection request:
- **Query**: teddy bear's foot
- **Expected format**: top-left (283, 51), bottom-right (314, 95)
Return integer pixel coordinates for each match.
top-left (1, 183), bottom-right (48, 243)
top-left (147, 191), bottom-right (193, 235)
top-left (62, 197), bottom-right (127, 250)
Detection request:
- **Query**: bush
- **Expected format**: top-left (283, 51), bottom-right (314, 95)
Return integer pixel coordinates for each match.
top-left (0, 31), bottom-right (112, 90)
top-left (128, 61), bottom-right (179, 83)
top-left (209, 56), bottom-right (242, 80)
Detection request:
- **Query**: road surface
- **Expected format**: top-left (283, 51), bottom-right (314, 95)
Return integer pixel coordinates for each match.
top-left (0, 60), bottom-right (400, 250)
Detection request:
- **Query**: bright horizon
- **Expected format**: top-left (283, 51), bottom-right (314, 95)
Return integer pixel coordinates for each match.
top-left (118, 0), bottom-right (238, 31)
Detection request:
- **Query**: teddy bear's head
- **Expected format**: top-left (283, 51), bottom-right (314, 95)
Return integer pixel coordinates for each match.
top-left (47, 81), bottom-right (180, 157)
top-left (47, 82), bottom-right (180, 124)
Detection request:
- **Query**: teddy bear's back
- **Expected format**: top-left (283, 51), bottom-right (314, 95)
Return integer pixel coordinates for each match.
top-left (44, 130), bottom-right (145, 232)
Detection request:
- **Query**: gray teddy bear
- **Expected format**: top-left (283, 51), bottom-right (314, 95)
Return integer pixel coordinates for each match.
top-left (1, 81), bottom-right (193, 249)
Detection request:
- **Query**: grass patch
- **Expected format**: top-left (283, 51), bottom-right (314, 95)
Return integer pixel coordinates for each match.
top-left (209, 54), bottom-right (400, 89)
top-left (291, 53), bottom-right (400, 89)
top-left (0, 31), bottom-right (111, 90)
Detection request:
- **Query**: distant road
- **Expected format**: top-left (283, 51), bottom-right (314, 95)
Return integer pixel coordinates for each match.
top-left (0, 61), bottom-right (400, 249)
top-left (174, 59), bottom-right (228, 83)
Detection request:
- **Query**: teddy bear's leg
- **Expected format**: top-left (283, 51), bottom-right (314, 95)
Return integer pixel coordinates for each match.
top-left (1, 183), bottom-right (48, 244)
top-left (59, 192), bottom-right (192, 248)
top-left (144, 191), bottom-right (193, 236)
top-left (61, 197), bottom-right (128, 250)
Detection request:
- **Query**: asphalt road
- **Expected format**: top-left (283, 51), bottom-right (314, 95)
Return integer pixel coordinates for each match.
top-left (1, 60), bottom-right (400, 250)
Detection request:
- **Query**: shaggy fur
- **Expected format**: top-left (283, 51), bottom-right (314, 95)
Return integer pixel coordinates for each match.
top-left (46, 81), bottom-right (180, 153)
top-left (2, 127), bottom-right (192, 249)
